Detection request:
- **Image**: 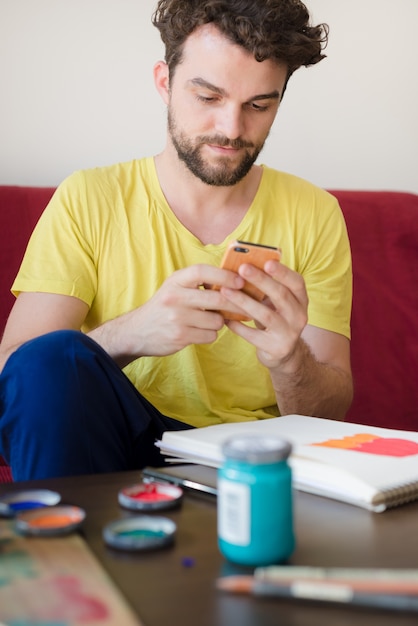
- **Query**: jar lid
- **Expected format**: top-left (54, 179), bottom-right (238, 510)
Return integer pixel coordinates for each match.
top-left (222, 436), bottom-right (292, 464)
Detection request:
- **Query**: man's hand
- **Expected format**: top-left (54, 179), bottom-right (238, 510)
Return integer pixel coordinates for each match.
top-left (90, 264), bottom-right (246, 367)
top-left (219, 259), bottom-right (308, 369)
top-left (219, 259), bottom-right (353, 420)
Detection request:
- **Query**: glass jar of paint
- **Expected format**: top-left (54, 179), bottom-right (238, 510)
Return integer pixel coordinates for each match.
top-left (217, 435), bottom-right (294, 566)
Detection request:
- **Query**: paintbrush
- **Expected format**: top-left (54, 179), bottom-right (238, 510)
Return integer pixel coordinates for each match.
top-left (216, 566), bottom-right (418, 612)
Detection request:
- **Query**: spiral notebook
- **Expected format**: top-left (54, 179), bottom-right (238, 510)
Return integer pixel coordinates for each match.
top-left (156, 415), bottom-right (418, 512)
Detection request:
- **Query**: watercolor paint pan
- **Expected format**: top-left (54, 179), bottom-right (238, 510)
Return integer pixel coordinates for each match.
top-left (103, 516), bottom-right (176, 552)
top-left (15, 505), bottom-right (86, 536)
top-left (118, 480), bottom-right (183, 511)
top-left (0, 489), bottom-right (61, 517)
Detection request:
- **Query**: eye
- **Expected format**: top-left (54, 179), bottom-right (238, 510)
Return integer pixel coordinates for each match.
top-left (248, 102), bottom-right (269, 112)
top-left (195, 94), bottom-right (217, 104)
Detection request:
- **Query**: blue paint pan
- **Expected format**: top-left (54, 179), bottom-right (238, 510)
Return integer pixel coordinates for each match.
top-left (0, 489), bottom-right (61, 517)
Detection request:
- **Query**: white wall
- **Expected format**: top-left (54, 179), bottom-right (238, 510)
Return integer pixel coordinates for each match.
top-left (1, 0), bottom-right (417, 192)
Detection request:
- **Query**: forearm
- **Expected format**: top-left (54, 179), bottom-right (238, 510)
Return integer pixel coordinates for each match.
top-left (88, 313), bottom-right (139, 369)
top-left (271, 339), bottom-right (353, 421)
top-left (0, 346), bottom-right (16, 374)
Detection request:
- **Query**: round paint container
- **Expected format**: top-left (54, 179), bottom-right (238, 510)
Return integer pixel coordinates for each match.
top-left (15, 505), bottom-right (86, 536)
top-left (103, 516), bottom-right (176, 552)
top-left (218, 436), bottom-right (294, 567)
top-left (0, 489), bottom-right (61, 517)
top-left (118, 481), bottom-right (183, 511)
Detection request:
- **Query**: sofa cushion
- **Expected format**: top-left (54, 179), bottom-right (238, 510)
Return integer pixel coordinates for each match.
top-left (0, 186), bottom-right (55, 482)
top-left (0, 186), bottom-right (417, 483)
top-left (0, 186), bottom-right (55, 334)
top-left (331, 190), bottom-right (418, 431)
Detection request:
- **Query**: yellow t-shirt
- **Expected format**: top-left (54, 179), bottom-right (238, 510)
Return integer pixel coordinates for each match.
top-left (12, 157), bottom-right (352, 426)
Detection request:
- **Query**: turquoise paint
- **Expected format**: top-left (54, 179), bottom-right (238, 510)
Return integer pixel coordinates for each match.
top-left (116, 528), bottom-right (166, 538)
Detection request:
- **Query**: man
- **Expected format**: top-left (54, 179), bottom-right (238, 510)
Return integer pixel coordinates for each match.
top-left (0, 0), bottom-right (353, 481)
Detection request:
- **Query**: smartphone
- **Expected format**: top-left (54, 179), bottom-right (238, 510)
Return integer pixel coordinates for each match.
top-left (142, 465), bottom-right (218, 497)
top-left (214, 239), bottom-right (281, 321)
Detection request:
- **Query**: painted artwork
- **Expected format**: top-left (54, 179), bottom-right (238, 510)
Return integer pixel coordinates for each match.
top-left (0, 521), bottom-right (142, 626)
top-left (311, 433), bottom-right (418, 458)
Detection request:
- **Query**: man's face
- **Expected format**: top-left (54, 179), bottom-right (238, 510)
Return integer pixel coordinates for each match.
top-left (164, 24), bottom-right (288, 186)
top-left (168, 108), bottom-right (263, 186)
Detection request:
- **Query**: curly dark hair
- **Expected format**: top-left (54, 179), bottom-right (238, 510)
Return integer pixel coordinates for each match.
top-left (152, 0), bottom-right (329, 80)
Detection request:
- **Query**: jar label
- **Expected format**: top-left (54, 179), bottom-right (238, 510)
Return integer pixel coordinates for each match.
top-left (217, 478), bottom-right (250, 546)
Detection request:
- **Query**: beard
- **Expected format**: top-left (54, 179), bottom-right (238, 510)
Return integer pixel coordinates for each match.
top-left (168, 109), bottom-right (267, 187)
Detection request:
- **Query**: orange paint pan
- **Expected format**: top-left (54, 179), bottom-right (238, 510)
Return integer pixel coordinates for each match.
top-left (15, 505), bottom-right (86, 536)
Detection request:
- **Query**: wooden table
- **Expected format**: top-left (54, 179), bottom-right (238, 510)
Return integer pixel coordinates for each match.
top-left (1, 470), bottom-right (418, 626)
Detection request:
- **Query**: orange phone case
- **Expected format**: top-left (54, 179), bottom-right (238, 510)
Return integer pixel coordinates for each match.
top-left (215, 240), bottom-right (281, 321)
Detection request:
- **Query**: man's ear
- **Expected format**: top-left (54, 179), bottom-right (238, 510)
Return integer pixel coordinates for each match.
top-left (153, 60), bottom-right (170, 104)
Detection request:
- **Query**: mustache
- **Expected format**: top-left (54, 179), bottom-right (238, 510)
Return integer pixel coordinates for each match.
top-left (197, 135), bottom-right (254, 149)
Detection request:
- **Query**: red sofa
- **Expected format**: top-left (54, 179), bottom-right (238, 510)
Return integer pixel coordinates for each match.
top-left (1, 185), bottom-right (418, 483)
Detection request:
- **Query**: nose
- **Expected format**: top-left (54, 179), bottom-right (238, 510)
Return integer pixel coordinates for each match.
top-left (215, 103), bottom-right (245, 140)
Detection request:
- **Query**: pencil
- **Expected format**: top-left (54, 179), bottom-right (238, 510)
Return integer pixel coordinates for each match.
top-left (257, 566), bottom-right (418, 594)
top-left (216, 575), bottom-right (418, 612)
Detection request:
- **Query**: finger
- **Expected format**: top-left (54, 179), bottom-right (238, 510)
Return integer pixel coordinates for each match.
top-left (263, 261), bottom-right (308, 305)
top-left (173, 264), bottom-right (245, 290)
top-left (226, 315), bottom-right (291, 363)
top-left (226, 308), bottom-right (301, 367)
top-left (221, 286), bottom-right (283, 328)
top-left (162, 275), bottom-right (248, 319)
top-left (238, 262), bottom-right (308, 309)
top-left (200, 286), bottom-right (250, 318)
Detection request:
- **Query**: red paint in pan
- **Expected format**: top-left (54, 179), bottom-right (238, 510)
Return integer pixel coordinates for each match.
top-left (118, 481), bottom-right (183, 511)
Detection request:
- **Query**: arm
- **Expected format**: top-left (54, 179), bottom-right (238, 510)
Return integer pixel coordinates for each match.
top-left (269, 325), bottom-right (352, 420)
top-left (87, 264), bottom-right (244, 368)
top-left (220, 260), bottom-right (353, 421)
top-left (0, 265), bottom-right (246, 372)
top-left (0, 292), bottom-right (89, 372)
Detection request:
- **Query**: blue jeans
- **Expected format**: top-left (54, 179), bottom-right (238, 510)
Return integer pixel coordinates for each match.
top-left (0, 330), bottom-right (193, 481)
